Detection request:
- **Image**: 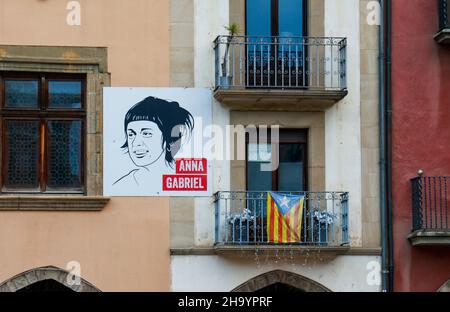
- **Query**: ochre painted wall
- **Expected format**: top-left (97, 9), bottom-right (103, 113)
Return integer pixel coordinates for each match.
top-left (0, 198), bottom-right (170, 292)
top-left (392, 0), bottom-right (450, 291)
top-left (0, 0), bottom-right (171, 291)
top-left (0, 0), bottom-right (170, 86)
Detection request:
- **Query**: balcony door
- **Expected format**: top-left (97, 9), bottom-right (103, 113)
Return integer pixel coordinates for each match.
top-left (246, 0), bottom-right (307, 87)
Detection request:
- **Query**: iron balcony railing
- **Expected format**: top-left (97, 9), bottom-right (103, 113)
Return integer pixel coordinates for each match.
top-left (214, 36), bottom-right (347, 90)
top-left (440, 0), bottom-right (450, 30)
top-left (411, 176), bottom-right (450, 232)
top-left (214, 191), bottom-right (349, 246)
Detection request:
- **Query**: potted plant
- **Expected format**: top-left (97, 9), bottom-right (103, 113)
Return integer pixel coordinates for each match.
top-left (220, 23), bottom-right (240, 88)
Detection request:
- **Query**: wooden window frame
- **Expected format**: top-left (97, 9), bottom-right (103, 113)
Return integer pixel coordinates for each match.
top-left (245, 0), bottom-right (309, 37)
top-left (245, 128), bottom-right (308, 192)
top-left (0, 72), bottom-right (86, 194)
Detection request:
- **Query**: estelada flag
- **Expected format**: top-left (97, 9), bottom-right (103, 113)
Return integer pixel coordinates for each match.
top-left (266, 192), bottom-right (305, 243)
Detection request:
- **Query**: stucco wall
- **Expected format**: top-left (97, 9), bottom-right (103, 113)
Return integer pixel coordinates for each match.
top-left (392, 0), bottom-right (450, 291)
top-left (0, 0), bottom-right (169, 86)
top-left (171, 254), bottom-right (381, 292)
top-left (0, 198), bottom-right (170, 291)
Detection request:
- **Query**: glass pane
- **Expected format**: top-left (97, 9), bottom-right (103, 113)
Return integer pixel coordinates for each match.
top-left (278, 0), bottom-right (304, 69)
top-left (4, 120), bottom-right (40, 189)
top-left (278, 0), bottom-right (303, 37)
top-left (247, 143), bottom-right (272, 191)
top-left (48, 81), bottom-right (82, 109)
top-left (4, 80), bottom-right (39, 108)
top-left (246, 0), bottom-right (271, 37)
top-left (278, 143), bottom-right (304, 191)
top-left (47, 120), bottom-right (83, 188)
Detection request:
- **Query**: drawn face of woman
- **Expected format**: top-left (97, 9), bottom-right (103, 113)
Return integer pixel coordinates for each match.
top-left (126, 120), bottom-right (165, 167)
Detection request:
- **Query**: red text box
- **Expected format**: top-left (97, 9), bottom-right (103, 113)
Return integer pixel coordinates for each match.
top-left (163, 174), bottom-right (207, 191)
top-left (176, 158), bottom-right (207, 174)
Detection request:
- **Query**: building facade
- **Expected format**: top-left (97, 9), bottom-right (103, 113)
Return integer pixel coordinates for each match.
top-left (170, 0), bottom-right (382, 292)
top-left (391, 0), bottom-right (450, 292)
top-left (0, 0), bottom-right (383, 292)
top-left (0, 0), bottom-right (171, 292)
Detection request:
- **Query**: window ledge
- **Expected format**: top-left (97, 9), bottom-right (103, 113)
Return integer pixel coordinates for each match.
top-left (0, 196), bottom-right (110, 211)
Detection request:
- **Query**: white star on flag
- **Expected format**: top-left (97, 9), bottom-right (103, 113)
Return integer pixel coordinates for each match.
top-left (279, 195), bottom-right (290, 208)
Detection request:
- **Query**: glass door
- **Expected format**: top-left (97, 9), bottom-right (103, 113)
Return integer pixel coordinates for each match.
top-left (246, 129), bottom-right (307, 242)
top-left (246, 0), bottom-right (306, 87)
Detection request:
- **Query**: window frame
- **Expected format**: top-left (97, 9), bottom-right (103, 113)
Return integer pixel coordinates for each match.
top-left (245, 0), bottom-right (309, 37)
top-left (0, 72), bottom-right (86, 194)
top-left (245, 128), bottom-right (308, 192)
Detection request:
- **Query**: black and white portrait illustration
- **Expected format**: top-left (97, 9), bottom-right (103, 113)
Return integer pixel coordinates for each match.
top-left (103, 88), bottom-right (212, 196)
top-left (114, 96), bottom-right (194, 187)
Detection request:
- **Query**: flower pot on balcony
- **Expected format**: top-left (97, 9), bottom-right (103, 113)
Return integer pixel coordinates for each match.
top-left (229, 220), bottom-right (252, 243)
top-left (312, 210), bottom-right (335, 245)
top-left (314, 223), bottom-right (329, 245)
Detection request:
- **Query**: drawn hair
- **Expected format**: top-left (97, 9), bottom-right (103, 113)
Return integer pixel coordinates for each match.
top-left (121, 96), bottom-right (194, 166)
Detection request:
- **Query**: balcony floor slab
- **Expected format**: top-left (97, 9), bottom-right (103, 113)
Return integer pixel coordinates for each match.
top-left (171, 246), bottom-right (381, 258)
top-left (213, 88), bottom-right (348, 111)
top-left (408, 230), bottom-right (450, 246)
top-left (434, 29), bottom-right (450, 44)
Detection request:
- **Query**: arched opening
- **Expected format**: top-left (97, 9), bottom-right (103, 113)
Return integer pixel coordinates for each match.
top-left (232, 270), bottom-right (331, 292)
top-left (17, 279), bottom-right (75, 292)
top-left (0, 266), bottom-right (101, 292)
top-left (255, 282), bottom-right (305, 293)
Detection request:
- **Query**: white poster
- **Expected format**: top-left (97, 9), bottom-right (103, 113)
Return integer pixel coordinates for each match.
top-left (103, 88), bottom-right (212, 196)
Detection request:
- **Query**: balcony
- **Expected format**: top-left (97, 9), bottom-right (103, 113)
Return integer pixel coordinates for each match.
top-left (409, 176), bottom-right (450, 246)
top-left (435, 0), bottom-right (450, 44)
top-left (214, 191), bottom-right (349, 255)
top-left (213, 36), bottom-right (348, 110)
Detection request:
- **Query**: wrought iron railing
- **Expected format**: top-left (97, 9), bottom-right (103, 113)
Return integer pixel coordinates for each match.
top-left (439, 0), bottom-right (450, 30)
top-left (214, 191), bottom-right (349, 246)
top-left (411, 176), bottom-right (450, 231)
top-left (214, 36), bottom-right (347, 90)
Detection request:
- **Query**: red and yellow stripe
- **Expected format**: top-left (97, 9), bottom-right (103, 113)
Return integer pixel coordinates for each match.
top-left (266, 193), bottom-right (304, 243)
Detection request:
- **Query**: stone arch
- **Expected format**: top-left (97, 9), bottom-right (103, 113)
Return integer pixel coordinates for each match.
top-left (0, 266), bottom-right (101, 292)
top-left (232, 270), bottom-right (331, 292)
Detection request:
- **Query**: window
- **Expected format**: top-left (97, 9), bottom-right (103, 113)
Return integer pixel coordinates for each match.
top-left (245, 0), bottom-right (307, 87)
top-left (246, 129), bottom-right (307, 192)
top-left (246, 0), bottom-right (306, 38)
top-left (0, 72), bottom-right (85, 193)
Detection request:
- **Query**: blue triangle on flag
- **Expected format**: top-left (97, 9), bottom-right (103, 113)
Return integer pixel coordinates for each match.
top-left (270, 192), bottom-right (304, 216)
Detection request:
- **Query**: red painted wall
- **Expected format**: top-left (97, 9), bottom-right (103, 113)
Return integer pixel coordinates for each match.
top-left (392, 0), bottom-right (450, 291)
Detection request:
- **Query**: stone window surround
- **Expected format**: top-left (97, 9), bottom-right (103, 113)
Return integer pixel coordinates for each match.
top-left (0, 45), bottom-right (110, 211)
top-left (230, 111), bottom-right (325, 192)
